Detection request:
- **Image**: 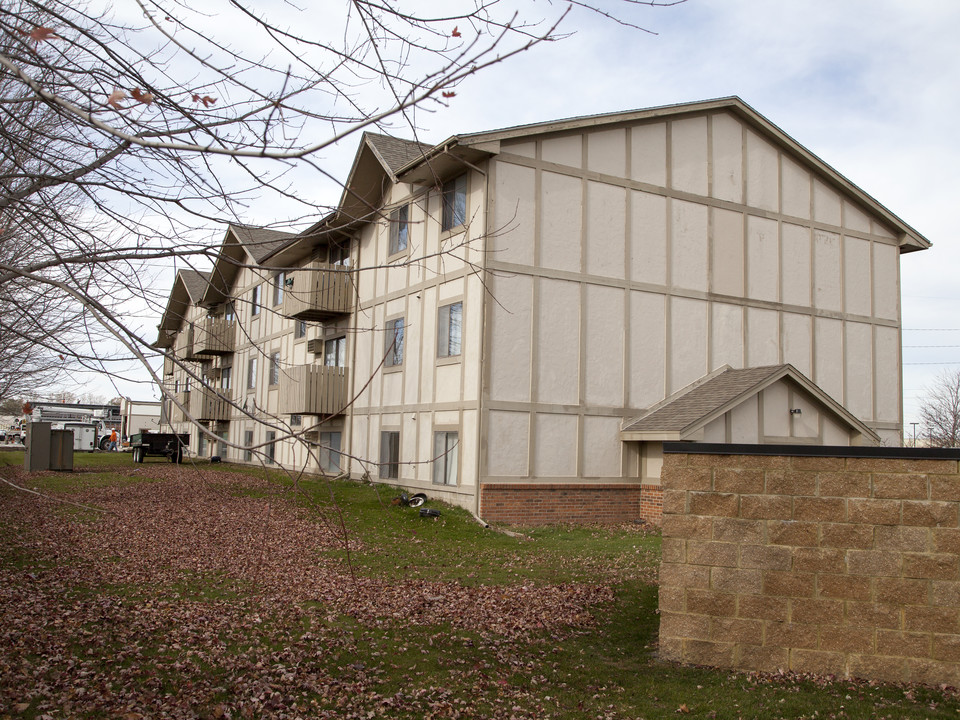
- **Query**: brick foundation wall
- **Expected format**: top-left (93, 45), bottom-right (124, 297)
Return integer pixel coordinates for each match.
top-left (659, 451), bottom-right (960, 686)
top-left (480, 483), bottom-right (643, 524)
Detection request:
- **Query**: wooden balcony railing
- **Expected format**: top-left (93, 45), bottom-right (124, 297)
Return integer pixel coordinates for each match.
top-left (163, 355), bottom-right (174, 376)
top-left (283, 263), bottom-right (354, 321)
top-left (279, 365), bottom-right (349, 416)
top-left (189, 386), bottom-right (232, 422)
top-left (193, 317), bottom-right (236, 356)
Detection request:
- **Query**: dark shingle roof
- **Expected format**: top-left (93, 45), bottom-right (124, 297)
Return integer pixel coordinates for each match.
top-left (229, 225), bottom-right (297, 263)
top-left (179, 269), bottom-right (212, 303)
top-left (624, 365), bottom-right (789, 433)
top-left (365, 133), bottom-right (431, 176)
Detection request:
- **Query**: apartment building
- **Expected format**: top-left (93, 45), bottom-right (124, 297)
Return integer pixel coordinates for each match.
top-left (156, 97), bottom-right (929, 523)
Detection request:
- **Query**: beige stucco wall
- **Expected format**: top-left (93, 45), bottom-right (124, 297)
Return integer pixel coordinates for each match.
top-left (482, 109), bottom-right (904, 490)
top-left (349, 172), bottom-right (486, 509)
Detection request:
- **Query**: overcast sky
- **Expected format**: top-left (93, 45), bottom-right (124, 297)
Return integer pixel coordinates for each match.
top-left (102, 0), bottom-right (959, 438)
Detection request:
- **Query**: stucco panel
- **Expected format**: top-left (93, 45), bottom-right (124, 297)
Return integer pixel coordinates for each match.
top-left (873, 242), bottom-right (899, 321)
top-left (586, 128), bottom-right (626, 177)
top-left (762, 383), bottom-right (791, 438)
top-left (582, 415), bottom-right (622, 477)
top-left (534, 413), bottom-right (578, 477)
top-left (844, 200), bottom-right (872, 233)
top-left (747, 307), bottom-right (779, 367)
top-left (486, 410), bottom-right (529, 477)
top-left (382, 371), bottom-right (403, 408)
top-left (586, 181), bottom-right (626, 279)
top-left (630, 122), bottom-right (666, 187)
top-left (781, 154), bottom-right (811, 220)
top-left (630, 191), bottom-right (667, 286)
top-left (822, 414), bottom-right (851, 445)
top-left (711, 302), bottom-right (744, 370)
top-left (542, 134), bottom-right (582, 168)
top-left (845, 322), bottom-right (874, 419)
top-left (488, 274), bottom-right (532, 402)
top-left (584, 284), bottom-right (624, 407)
top-left (671, 116), bottom-right (708, 196)
top-left (791, 391), bottom-right (820, 439)
top-left (629, 291), bottom-right (666, 408)
top-left (730, 394), bottom-right (759, 443)
top-left (814, 317), bottom-right (844, 402)
top-left (781, 223), bottom-right (812, 307)
top-left (670, 297), bottom-right (708, 393)
top-left (502, 139), bottom-right (536, 159)
top-left (813, 178), bottom-right (842, 226)
top-left (711, 208), bottom-right (744, 297)
top-left (781, 312), bottom-right (812, 377)
top-left (844, 236), bottom-right (872, 317)
top-left (746, 130), bottom-right (779, 212)
top-left (875, 325), bottom-right (900, 423)
top-left (814, 230), bottom-right (842, 311)
top-left (492, 162), bottom-right (536, 266)
top-left (540, 171), bottom-right (582, 273)
top-left (460, 409), bottom-right (478, 487)
top-left (746, 215), bottom-right (779, 302)
top-left (671, 199), bottom-right (708, 292)
top-left (711, 112), bottom-right (743, 203)
top-left (435, 363), bottom-right (462, 403)
top-left (536, 278), bottom-right (580, 405)
top-left (702, 416), bottom-right (726, 443)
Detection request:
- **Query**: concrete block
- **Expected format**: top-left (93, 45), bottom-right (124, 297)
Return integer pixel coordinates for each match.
top-left (714, 468), bottom-right (764, 494)
top-left (768, 520), bottom-right (818, 547)
top-left (848, 498), bottom-right (901, 526)
top-left (764, 621), bottom-right (818, 649)
top-left (820, 523), bottom-right (874, 549)
top-left (901, 501), bottom-right (959, 528)
top-left (790, 597), bottom-right (843, 625)
top-left (902, 553), bottom-right (959, 581)
top-left (930, 476), bottom-right (960, 502)
top-left (794, 497), bottom-right (846, 523)
top-left (844, 602), bottom-right (901, 630)
top-left (662, 514), bottom-right (713, 539)
top-left (818, 574), bottom-right (872, 600)
top-left (934, 528), bottom-right (960, 554)
top-left (877, 630), bottom-right (931, 659)
top-left (846, 550), bottom-right (901, 577)
top-left (872, 473), bottom-right (929, 500)
top-left (740, 544), bottom-right (792, 571)
top-left (874, 525), bottom-right (930, 553)
top-left (683, 639), bottom-right (735, 667)
top-left (660, 611), bottom-right (711, 640)
top-left (689, 491), bottom-right (739, 518)
top-left (874, 577), bottom-right (929, 606)
top-left (660, 562), bottom-right (711, 589)
top-left (765, 470), bottom-right (817, 496)
top-left (790, 456), bottom-right (845, 472)
top-left (931, 581), bottom-right (960, 608)
top-left (904, 606), bottom-right (959, 633)
top-left (790, 649), bottom-right (847, 676)
top-left (687, 540), bottom-right (739, 567)
top-left (734, 644), bottom-right (789, 671)
top-left (661, 537), bottom-right (686, 564)
top-left (711, 616), bottom-right (763, 645)
top-left (713, 517), bottom-right (764, 544)
top-left (763, 571), bottom-right (814, 598)
top-left (847, 654), bottom-right (906, 684)
top-left (663, 466), bottom-right (712, 492)
top-left (793, 547), bottom-right (846, 574)
top-left (686, 589), bottom-right (737, 617)
top-left (740, 494), bottom-right (792, 520)
top-left (819, 626), bottom-right (876, 654)
top-left (711, 567), bottom-right (762, 595)
top-left (658, 586), bottom-right (686, 613)
top-left (818, 471), bottom-right (871, 498)
top-left (738, 595), bottom-right (789, 622)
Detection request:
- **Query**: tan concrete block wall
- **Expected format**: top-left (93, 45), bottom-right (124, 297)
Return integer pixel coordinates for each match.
top-left (659, 452), bottom-right (960, 685)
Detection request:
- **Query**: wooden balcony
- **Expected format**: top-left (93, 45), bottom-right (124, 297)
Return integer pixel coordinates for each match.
top-left (283, 263), bottom-right (354, 321)
top-left (193, 317), bottom-right (236, 356)
top-left (189, 386), bottom-right (232, 422)
top-left (176, 326), bottom-right (207, 362)
top-left (163, 355), bottom-right (174, 376)
top-left (279, 365), bottom-right (348, 416)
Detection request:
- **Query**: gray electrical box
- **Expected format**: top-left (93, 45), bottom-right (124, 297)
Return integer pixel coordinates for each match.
top-left (24, 422), bottom-right (74, 472)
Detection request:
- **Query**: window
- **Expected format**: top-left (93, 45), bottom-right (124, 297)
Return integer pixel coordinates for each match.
top-left (251, 285), bottom-right (261, 316)
top-left (325, 336), bottom-right (346, 367)
top-left (247, 356), bottom-right (257, 390)
top-left (389, 205), bottom-right (409, 255)
top-left (198, 433), bottom-right (207, 457)
top-left (295, 320), bottom-right (307, 339)
top-left (269, 352), bottom-right (280, 386)
top-left (330, 239), bottom-right (350, 267)
top-left (290, 414), bottom-right (302, 427)
top-left (244, 430), bottom-right (254, 461)
top-left (319, 431), bottom-right (342, 474)
top-left (441, 175), bottom-right (467, 231)
top-left (273, 271), bottom-right (285, 306)
top-left (225, 302), bottom-right (236, 323)
top-left (265, 431), bottom-right (276, 464)
top-left (437, 301), bottom-right (462, 358)
top-left (433, 431), bottom-right (459, 486)
top-left (220, 366), bottom-right (232, 391)
top-left (384, 318), bottom-right (404, 367)
top-left (216, 431), bottom-right (228, 458)
top-left (379, 430), bottom-right (399, 479)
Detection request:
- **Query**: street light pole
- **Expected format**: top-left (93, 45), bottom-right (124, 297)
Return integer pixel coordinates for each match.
top-left (911, 422), bottom-right (919, 447)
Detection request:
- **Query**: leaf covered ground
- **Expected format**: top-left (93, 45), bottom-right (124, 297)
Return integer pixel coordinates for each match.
top-left (2, 453), bottom-right (960, 719)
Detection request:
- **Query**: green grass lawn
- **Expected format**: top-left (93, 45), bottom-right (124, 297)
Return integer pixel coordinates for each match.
top-left (2, 457), bottom-right (959, 718)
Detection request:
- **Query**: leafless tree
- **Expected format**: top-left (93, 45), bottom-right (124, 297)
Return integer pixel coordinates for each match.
top-left (919, 369), bottom-right (960, 448)
top-left (0, 0), bottom-right (681, 460)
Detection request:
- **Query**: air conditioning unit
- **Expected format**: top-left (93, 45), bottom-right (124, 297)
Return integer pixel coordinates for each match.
top-left (306, 339), bottom-right (323, 354)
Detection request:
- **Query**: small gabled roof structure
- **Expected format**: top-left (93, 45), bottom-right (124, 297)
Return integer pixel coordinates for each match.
top-left (200, 225), bottom-right (298, 308)
top-left (620, 364), bottom-right (881, 444)
top-left (155, 269), bottom-right (212, 348)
